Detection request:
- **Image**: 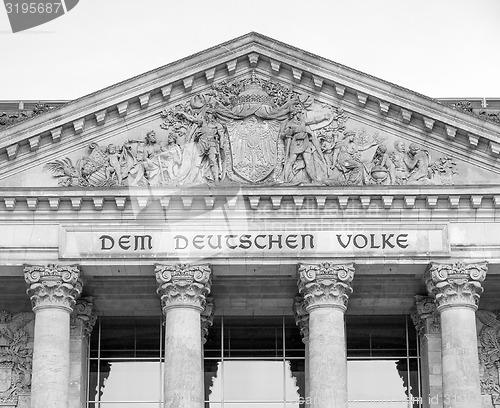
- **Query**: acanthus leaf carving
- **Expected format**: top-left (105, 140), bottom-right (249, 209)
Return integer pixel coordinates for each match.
top-left (292, 294), bottom-right (309, 342)
top-left (155, 264), bottom-right (212, 312)
top-left (24, 264), bottom-right (82, 312)
top-left (411, 295), bottom-right (441, 335)
top-left (70, 297), bottom-right (97, 336)
top-left (298, 262), bottom-right (355, 311)
top-left (201, 296), bottom-right (215, 343)
top-left (424, 262), bottom-right (487, 311)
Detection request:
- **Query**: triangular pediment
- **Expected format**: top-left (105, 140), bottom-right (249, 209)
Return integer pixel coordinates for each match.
top-left (1, 32), bottom-right (500, 189)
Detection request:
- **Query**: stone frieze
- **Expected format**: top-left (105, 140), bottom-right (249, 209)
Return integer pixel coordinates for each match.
top-left (44, 73), bottom-right (458, 188)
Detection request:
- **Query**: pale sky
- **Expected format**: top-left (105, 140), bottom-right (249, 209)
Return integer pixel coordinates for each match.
top-left (0, 0), bottom-right (499, 100)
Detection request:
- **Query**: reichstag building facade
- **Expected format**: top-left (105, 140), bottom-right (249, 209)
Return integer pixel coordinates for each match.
top-left (0, 33), bottom-right (500, 408)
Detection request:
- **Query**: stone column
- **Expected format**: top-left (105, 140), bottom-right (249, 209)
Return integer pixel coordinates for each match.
top-left (425, 261), bottom-right (487, 408)
top-left (156, 264), bottom-right (212, 408)
top-left (412, 295), bottom-right (443, 408)
top-left (69, 298), bottom-right (96, 408)
top-left (293, 294), bottom-right (310, 399)
top-left (24, 264), bottom-right (82, 408)
top-left (298, 262), bottom-right (354, 408)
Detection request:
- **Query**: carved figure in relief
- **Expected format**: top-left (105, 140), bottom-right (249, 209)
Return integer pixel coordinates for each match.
top-left (282, 109), bottom-right (328, 183)
top-left (170, 108), bottom-right (226, 184)
top-left (369, 144), bottom-right (392, 183)
top-left (105, 144), bottom-right (124, 185)
top-left (193, 110), bottom-right (225, 182)
top-left (389, 140), bottom-right (408, 184)
top-left (125, 131), bottom-right (163, 186)
top-left (405, 143), bottom-right (431, 183)
top-left (158, 133), bottom-right (183, 182)
top-left (44, 73), bottom-right (459, 188)
top-left (331, 131), bottom-right (378, 185)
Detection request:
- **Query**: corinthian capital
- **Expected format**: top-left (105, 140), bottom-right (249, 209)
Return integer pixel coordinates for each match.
top-left (24, 264), bottom-right (82, 312)
top-left (155, 264), bottom-right (212, 312)
top-left (424, 261), bottom-right (487, 311)
top-left (298, 262), bottom-right (355, 312)
top-left (411, 295), bottom-right (441, 335)
top-left (293, 294), bottom-right (309, 342)
top-left (70, 297), bottom-right (97, 336)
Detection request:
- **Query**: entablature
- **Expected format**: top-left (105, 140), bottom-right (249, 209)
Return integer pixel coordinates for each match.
top-left (0, 185), bottom-right (499, 214)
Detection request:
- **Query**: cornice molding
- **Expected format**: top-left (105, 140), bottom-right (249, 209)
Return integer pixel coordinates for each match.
top-left (1, 186), bottom-right (499, 213)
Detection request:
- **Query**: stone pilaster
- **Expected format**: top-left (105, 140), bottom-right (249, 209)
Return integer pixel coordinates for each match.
top-left (424, 261), bottom-right (487, 408)
top-left (201, 296), bottom-right (214, 346)
top-left (293, 294), bottom-right (309, 399)
top-left (412, 295), bottom-right (443, 408)
top-left (298, 262), bottom-right (354, 408)
top-left (156, 264), bottom-right (212, 408)
top-left (201, 296), bottom-right (214, 403)
top-left (69, 298), bottom-right (96, 408)
top-left (24, 264), bottom-right (82, 408)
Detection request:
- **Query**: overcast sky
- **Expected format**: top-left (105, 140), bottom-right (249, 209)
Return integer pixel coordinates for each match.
top-left (0, 0), bottom-right (499, 101)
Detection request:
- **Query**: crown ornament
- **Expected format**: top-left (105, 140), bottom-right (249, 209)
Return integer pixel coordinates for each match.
top-left (230, 71), bottom-right (275, 108)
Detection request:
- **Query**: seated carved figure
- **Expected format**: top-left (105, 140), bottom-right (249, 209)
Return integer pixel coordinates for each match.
top-left (125, 131), bottom-right (162, 186)
top-left (405, 143), bottom-right (431, 183)
top-left (370, 144), bottom-right (392, 183)
top-left (332, 132), bottom-right (377, 185)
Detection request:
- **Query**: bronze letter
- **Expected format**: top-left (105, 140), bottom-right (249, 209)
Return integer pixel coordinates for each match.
top-left (174, 235), bottom-right (188, 250)
top-left (353, 234), bottom-right (368, 249)
top-left (119, 235), bottom-right (131, 250)
top-left (225, 235), bottom-right (238, 249)
top-left (193, 235), bottom-right (205, 250)
top-left (239, 234), bottom-right (252, 250)
top-left (396, 234), bottom-right (409, 249)
top-left (382, 234), bottom-right (395, 249)
top-left (254, 234), bottom-right (267, 249)
top-left (134, 235), bottom-right (152, 250)
top-left (100, 235), bottom-right (114, 250)
top-left (369, 234), bottom-right (381, 249)
top-left (269, 235), bottom-right (283, 249)
top-left (337, 234), bottom-right (351, 249)
top-left (207, 235), bottom-right (222, 250)
top-left (301, 234), bottom-right (315, 249)
top-left (285, 234), bottom-right (298, 249)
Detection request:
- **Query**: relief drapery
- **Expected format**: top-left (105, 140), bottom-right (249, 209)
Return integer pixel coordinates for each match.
top-left (44, 73), bottom-right (457, 188)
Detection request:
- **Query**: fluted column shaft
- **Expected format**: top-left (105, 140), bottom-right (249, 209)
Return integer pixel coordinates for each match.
top-left (24, 264), bottom-right (82, 408)
top-left (298, 262), bottom-right (354, 408)
top-left (156, 264), bottom-right (211, 408)
top-left (425, 262), bottom-right (487, 408)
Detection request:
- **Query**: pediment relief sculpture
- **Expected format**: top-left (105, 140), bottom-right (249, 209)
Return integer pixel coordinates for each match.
top-left (44, 73), bottom-right (458, 188)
